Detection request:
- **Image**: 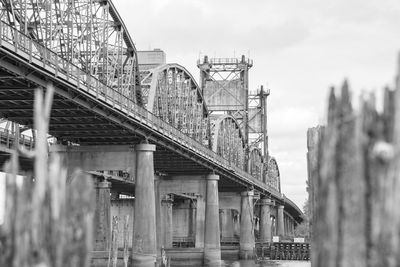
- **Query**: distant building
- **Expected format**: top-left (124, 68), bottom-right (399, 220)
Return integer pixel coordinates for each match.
top-left (137, 48), bottom-right (166, 71)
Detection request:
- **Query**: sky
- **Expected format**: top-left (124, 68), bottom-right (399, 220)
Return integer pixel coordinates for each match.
top-left (115, 0), bottom-right (400, 209)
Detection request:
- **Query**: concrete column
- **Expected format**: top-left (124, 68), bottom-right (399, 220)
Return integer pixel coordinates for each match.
top-left (277, 205), bottom-right (285, 236)
top-left (161, 195), bottom-right (173, 248)
top-left (239, 190), bottom-right (255, 259)
top-left (220, 209), bottom-right (234, 240)
top-left (155, 176), bottom-right (162, 265)
top-left (290, 220), bottom-right (293, 235)
top-left (195, 195), bottom-right (205, 248)
top-left (259, 197), bottom-right (272, 243)
top-left (94, 180), bottom-right (111, 251)
top-left (285, 216), bottom-right (289, 236)
top-left (271, 217), bottom-right (276, 236)
top-left (204, 174), bottom-right (221, 267)
top-left (131, 144), bottom-right (157, 267)
top-left (189, 200), bottom-right (196, 241)
top-left (292, 221), bottom-right (295, 235)
top-left (283, 216), bottom-right (286, 236)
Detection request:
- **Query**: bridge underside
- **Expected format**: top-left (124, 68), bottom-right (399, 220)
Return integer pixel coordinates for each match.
top-left (0, 62), bottom-right (248, 193)
top-left (0, 72), bottom-right (245, 195)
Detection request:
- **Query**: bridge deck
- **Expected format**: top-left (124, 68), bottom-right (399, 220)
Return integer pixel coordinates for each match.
top-left (0, 22), bottom-right (286, 201)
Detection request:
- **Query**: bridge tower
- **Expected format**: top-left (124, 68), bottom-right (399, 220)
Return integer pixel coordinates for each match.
top-left (248, 85), bottom-right (270, 175)
top-left (248, 86), bottom-right (270, 155)
top-left (198, 56), bottom-right (271, 170)
top-left (198, 55), bottom-right (253, 167)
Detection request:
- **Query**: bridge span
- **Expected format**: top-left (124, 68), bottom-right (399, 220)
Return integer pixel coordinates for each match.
top-left (0, 1), bottom-right (303, 266)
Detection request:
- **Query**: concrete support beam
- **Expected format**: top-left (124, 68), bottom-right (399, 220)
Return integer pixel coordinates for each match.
top-left (94, 180), bottom-right (111, 251)
top-left (204, 174), bottom-right (221, 267)
top-left (239, 190), bottom-right (255, 259)
top-left (161, 195), bottom-right (174, 248)
top-left (277, 205), bottom-right (285, 236)
top-left (131, 144), bottom-right (157, 267)
top-left (50, 145), bottom-right (135, 175)
top-left (259, 197), bottom-right (272, 243)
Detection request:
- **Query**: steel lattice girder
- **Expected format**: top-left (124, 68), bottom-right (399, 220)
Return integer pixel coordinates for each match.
top-left (249, 148), bottom-right (263, 181)
top-left (211, 115), bottom-right (245, 170)
top-left (0, 0), bottom-right (142, 105)
top-left (141, 63), bottom-right (210, 146)
top-left (266, 157), bottom-right (281, 192)
top-left (198, 56), bottom-right (252, 148)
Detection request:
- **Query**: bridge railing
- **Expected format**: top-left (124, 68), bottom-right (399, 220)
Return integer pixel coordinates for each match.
top-left (0, 21), bottom-right (280, 197)
top-left (197, 57), bottom-right (254, 66)
top-left (0, 127), bottom-right (34, 150)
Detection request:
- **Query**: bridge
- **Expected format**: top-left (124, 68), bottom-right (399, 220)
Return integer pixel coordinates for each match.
top-left (0, 1), bottom-right (303, 266)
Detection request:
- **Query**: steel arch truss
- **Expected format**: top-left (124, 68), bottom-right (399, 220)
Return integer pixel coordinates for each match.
top-left (211, 115), bottom-right (245, 169)
top-left (267, 157), bottom-right (281, 192)
top-left (249, 148), bottom-right (263, 181)
top-left (141, 64), bottom-right (209, 144)
top-left (0, 0), bottom-right (142, 104)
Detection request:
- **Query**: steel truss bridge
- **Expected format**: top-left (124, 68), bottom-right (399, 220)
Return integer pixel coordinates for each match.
top-left (0, 0), bottom-right (302, 222)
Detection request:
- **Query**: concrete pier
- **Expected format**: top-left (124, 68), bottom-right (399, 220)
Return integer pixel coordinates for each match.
top-left (155, 176), bottom-right (162, 265)
top-left (239, 190), bottom-right (255, 259)
top-left (259, 197), bottom-right (272, 243)
top-left (277, 205), bottom-right (285, 236)
top-left (94, 180), bottom-right (111, 251)
top-left (204, 174), bottom-right (221, 267)
top-left (131, 144), bottom-right (157, 267)
top-left (220, 209), bottom-right (235, 239)
top-left (195, 195), bottom-right (205, 248)
top-left (161, 194), bottom-right (174, 248)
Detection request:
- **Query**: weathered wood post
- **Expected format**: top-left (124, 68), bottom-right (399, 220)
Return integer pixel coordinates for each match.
top-left (307, 126), bottom-right (323, 262)
top-left (0, 82), bottom-right (95, 267)
top-left (310, 54), bottom-right (400, 267)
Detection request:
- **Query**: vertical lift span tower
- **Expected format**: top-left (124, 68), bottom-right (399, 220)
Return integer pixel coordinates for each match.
top-left (198, 55), bottom-right (270, 173)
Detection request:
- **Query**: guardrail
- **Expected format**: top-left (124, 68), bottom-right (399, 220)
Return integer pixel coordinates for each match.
top-left (220, 237), bottom-right (239, 246)
top-left (172, 237), bottom-right (195, 248)
top-left (0, 21), bottom-right (280, 197)
top-left (197, 57), bottom-right (253, 66)
top-left (259, 242), bottom-right (310, 261)
top-left (0, 127), bottom-right (34, 150)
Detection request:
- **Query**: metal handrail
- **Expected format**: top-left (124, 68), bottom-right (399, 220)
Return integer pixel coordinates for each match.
top-left (0, 127), bottom-right (34, 149)
top-left (197, 57), bottom-right (253, 66)
top-left (0, 21), bottom-right (280, 197)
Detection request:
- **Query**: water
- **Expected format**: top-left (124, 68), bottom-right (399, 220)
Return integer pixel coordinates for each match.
top-left (221, 260), bottom-right (311, 267)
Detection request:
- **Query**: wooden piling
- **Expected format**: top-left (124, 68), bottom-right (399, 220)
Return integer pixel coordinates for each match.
top-left (123, 215), bottom-right (130, 267)
top-left (109, 216), bottom-right (119, 267)
top-left (309, 55), bottom-right (400, 266)
top-left (0, 82), bottom-right (95, 267)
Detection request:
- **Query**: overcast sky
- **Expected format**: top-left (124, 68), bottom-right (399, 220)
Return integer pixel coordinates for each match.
top-left (114, 0), bottom-right (400, 208)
